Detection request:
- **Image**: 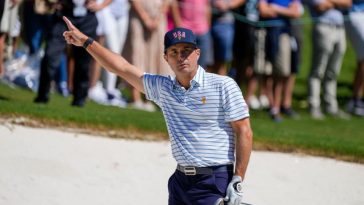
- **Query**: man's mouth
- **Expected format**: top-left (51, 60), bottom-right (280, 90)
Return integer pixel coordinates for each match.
top-left (178, 63), bottom-right (188, 68)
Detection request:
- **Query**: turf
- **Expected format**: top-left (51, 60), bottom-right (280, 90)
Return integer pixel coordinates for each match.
top-left (0, 82), bottom-right (363, 163)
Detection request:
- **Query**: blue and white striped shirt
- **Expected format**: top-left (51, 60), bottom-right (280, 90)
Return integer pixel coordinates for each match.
top-left (143, 66), bottom-right (250, 167)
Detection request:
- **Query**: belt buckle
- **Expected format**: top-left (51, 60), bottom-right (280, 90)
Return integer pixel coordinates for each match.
top-left (184, 167), bottom-right (196, 175)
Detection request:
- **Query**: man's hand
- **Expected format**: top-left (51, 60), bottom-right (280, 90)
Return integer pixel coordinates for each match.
top-left (224, 175), bottom-right (243, 205)
top-left (62, 16), bottom-right (88, 47)
top-left (144, 17), bottom-right (159, 32)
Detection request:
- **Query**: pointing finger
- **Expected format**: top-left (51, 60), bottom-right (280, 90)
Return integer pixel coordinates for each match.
top-left (63, 16), bottom-right (76, 31)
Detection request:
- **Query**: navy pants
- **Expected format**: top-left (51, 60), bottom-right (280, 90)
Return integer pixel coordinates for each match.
top-left (168, 168), bottom-right (233, 205)
top-left (36, 13), bottom-right (97, 106)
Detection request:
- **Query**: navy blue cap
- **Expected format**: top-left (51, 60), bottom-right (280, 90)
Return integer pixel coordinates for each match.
top-left (164, 27), bottom-right (197, 51)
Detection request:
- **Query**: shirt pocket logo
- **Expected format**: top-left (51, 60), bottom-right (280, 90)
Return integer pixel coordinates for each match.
top-left (201, 96), bottom-right (206, 104)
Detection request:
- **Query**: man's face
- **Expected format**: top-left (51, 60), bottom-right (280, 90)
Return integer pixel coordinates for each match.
top-left (164, 43), bottom-right (200, 75)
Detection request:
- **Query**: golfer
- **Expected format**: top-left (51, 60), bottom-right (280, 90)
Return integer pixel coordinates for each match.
top-left (63, 16), bottom-right (253, 205)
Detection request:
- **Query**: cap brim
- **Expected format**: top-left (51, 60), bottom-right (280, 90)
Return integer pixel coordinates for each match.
top-left (164, 41), bottom-right (197, 52)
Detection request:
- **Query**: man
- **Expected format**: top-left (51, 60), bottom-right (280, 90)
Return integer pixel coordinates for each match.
top-left (210, 0), bottom-right (245, 75)
top-left (259, 0), bottom-right (302, 122)
top-left (63, 16), bottom-right (253, 205)
top-left (170, 0), bottom-right (214, 69)
top-left (307, 0), bottom-right (351, 119)
top-left (34, 0), bottom-right (98, 107)
top-left (233, 0), bottom-right (273, 111)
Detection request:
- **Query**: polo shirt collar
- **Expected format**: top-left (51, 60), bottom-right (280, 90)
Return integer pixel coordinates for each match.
top-left (193, 66), bottom-right (205, 87)
top-left (172, 66), bottom-right (205, 91)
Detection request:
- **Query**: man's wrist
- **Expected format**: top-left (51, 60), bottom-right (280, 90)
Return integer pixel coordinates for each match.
top-left (232, 175), bottom-right (242, 182)
top-left (83, 37), bottom-right (94, 49)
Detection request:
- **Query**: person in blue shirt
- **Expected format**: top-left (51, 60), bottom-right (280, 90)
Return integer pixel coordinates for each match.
top-left (258, 0), bottom-right (302, 121)
top-left (63, 17), bottom-right (253, 205)
top-left (209, 0), bottom-right (245, 75)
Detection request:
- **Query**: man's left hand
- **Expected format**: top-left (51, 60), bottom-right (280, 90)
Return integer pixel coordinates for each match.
top-left (224, 175), bottom-right (243, 205)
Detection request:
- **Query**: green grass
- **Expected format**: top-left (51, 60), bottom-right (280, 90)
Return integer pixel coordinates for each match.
top-left (0, 83), bottom-right (167, 136)
top-left (251, 111), bottom-right (364, 162)
top-left (0, 82), bottom-right (363, 163)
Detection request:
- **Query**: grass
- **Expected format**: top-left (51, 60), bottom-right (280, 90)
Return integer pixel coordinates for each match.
top-left (0, 83), bottom-right (167, 134)
top-left (0, 82), bottom-right (363, 164)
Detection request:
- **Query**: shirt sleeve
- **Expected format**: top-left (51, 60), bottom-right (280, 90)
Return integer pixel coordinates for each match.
top-left (221, 77), bottom-right (250, 122)
top-left (143, 73), bottom-right (165, 106)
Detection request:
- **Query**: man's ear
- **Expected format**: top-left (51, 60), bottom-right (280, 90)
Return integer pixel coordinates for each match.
top-left (164, 54), bottom-right (168, 62)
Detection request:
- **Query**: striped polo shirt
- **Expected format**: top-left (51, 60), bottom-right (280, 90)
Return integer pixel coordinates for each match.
top-left (143, 66), bottom-right (249, 167)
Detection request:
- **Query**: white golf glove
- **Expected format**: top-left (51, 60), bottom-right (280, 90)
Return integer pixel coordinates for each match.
top-left (224, 175), bottom-right (243, 205)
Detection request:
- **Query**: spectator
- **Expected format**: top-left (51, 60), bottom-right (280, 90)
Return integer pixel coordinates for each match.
top-left (280, 2), bottom-right (305, 119)
top-left (233, 0), bottom-right (272, 110)
top-left (259, 0), bottom-right (301, 121)
top-left (0, 0), bottom-right (21, 77)
top-left (34, 0), bottom-right (98, 107)
top-left (88, 0), bottom-right (129, 108)
top-left (86, 0), bottom-right (108, 105)
top-left (171, 0), bottom-right (214, 69)
top-left (345, 0), bottom-right (364, 117)
top-left (209, 0), bottom-right (245, 75)
top-left (307, 0), bottom-right (351, 119)
top-left (166, 0), bottom-right (178, 30)
top-left (22, 0), bottom-right (49, 55)
top-left (22, 0), bottom-right (69, 96)
top-left (122, 0), bottom-right (172, 111)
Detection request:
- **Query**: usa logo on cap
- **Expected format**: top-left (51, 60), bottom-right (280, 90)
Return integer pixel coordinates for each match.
top-left (173, 31), bottom-right (186, 40)
top-left (164, 27), bottom-right (197, 51)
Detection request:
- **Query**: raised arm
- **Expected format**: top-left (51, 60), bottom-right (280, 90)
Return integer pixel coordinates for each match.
top-left (62, 16), bottom-right (145, 93)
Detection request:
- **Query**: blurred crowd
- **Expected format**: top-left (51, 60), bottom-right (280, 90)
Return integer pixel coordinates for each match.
top-left (0, 0), bottom-right (363, 120)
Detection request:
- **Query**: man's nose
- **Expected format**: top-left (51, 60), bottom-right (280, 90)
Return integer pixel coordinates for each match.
top-left (178, 52), bottom-right (187, 62)
top-left (178, 53), bottom-right (186, 62)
